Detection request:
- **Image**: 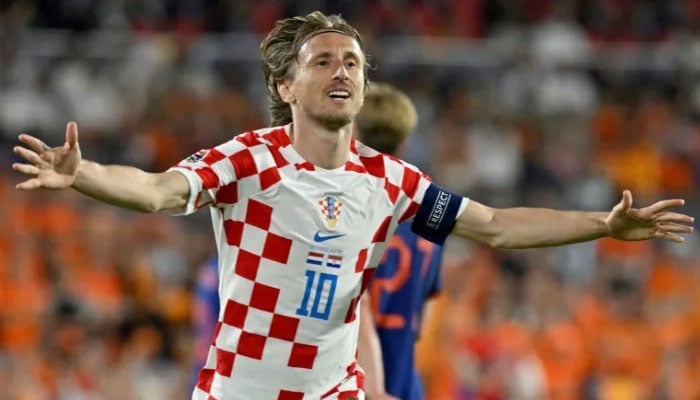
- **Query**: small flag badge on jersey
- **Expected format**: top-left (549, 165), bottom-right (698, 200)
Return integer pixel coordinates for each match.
top-left (185, 149), bottom-right (207, 164)
top-left (318, 195), bottom-right (343, 229)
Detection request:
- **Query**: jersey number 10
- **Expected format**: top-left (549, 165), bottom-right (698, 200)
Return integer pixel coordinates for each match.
top-left (296, 270), bottom-right (338, 320)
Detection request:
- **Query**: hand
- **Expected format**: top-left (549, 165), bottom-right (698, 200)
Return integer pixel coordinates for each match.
top-left (606, 190), bottom-right (694, 243)
top-left (13, 121), bottom-right (82, 190)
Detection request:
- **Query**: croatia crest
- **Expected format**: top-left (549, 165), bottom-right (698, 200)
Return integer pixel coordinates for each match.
top-left (319, 195), bottom-right (343, 229)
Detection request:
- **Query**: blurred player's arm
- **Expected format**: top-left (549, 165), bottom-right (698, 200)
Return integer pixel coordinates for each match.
top-left (13, 122), bottom-right (189, 213)
top-left (452, 191), bottom-right (693, 249)
top-left (357, 293), bottom-right (399, 400)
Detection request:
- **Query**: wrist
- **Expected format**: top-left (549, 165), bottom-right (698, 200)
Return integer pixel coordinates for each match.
top-left (596, 211), bottom-right (612, 237)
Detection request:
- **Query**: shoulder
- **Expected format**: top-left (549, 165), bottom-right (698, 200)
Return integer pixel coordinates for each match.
top-left (231, 125), bottom-right (291, 149)
top-left (353, 140), bottom-right (425, 180)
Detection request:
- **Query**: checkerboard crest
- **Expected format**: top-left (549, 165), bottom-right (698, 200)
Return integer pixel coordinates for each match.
top-left (318, 195), bottom-right (343, 229)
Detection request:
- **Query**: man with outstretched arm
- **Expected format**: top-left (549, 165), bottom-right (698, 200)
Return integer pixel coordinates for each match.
top-left (13, 11), bottom-right (693, 400)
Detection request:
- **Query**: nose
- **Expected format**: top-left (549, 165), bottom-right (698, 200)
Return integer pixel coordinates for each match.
top-left (331, 62), bottom-right (349, 81)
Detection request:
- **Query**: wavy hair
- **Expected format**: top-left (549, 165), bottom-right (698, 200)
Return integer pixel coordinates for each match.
top-left (260, 11), bottom-right (370, 126)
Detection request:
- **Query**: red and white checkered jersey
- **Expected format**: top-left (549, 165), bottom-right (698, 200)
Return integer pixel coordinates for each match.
top-left (170, 125), bottom-right (436, 400)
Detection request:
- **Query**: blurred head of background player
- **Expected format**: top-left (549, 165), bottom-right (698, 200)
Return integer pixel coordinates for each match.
top-left (355, 82), bottom-right (441, 400)
top-left (355, 82), bottom-right (418, 156)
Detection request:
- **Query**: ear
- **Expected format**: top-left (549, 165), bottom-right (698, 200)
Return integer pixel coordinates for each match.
top-left (277, 80), bottom-right (296, 104)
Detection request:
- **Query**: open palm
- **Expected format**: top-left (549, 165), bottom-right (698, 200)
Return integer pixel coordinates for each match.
top-left (13, 122), bottom-right (82, 190)
top-left (606, 190), bottom-right (694, 243)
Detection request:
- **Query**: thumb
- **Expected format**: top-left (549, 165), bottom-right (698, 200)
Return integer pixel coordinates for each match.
top-left (617, 189), bottom-right (633, 215)
top-left (65, 121), bottom-right (79, 150)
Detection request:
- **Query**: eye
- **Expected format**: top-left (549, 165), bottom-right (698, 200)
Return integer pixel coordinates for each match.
top-left (345, 61), bottom-right (357, 68)
top-left (317, 60), bottom-right (330, 67)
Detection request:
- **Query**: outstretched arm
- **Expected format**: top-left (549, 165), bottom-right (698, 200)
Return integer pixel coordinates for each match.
top-left (453, 190), bottom-right (694, 249)
top-left (13, 122), bottom-right (189, 213)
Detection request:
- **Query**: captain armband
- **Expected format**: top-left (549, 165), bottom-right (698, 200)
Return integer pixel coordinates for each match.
top-left (411, 184), bottom-right (464, 245)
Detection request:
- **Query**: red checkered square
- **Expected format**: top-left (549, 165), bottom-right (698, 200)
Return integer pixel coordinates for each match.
top-left (354, 248), bottom-right (368, 273)
top-left (260, 127), bottom-right (288, 146)
top-left (401, 167), bottom-right (422, 198)
top-left (237, 331), bottom-right (267, 360)
top-left (216, 348), bottom-right (236, 377)
top-left (234, 250), bottom-right (261, 280)
top-left (372, 217), bottom-right (391, 243)
top-left (195, 167), bottom-right (220, 190)
top-left (345, 268), bottom-right (376, 323)
top-left (216, 182), bottom-right (238, 204)
top-left (230, 148), bottom-right (258, 179)
top-left (262, 233), bottom-right (293, 264)
top-left (235, 131), bottom-right (260, 147)
top-left (344, 161), bottom-right (364, 173)
top-left (288, 342), bottom-right (318, 369)
top-left (249, 282), bottom-right (280, 313)
top-left (196, 368), bottom-right (215, 393)
top-left (344, 296), bottom-right (360, 323)
top-left (360, 268), bottom-right (376, 294)
top-left (278, 390), bottom-right (304, 400)
top-left (203, 148), bottom-right (226, 164)
top-left (223, 220), bottom-right (244, 246)
top-left (295, 162), bottom-right (315, 171)
top-left (384, 180), bottom-right (400, 204)
top-left (222, 299), bottom-right (248, 329)
top-left (259, 167), bottom-right (282, 190)
top-left (359, 154), bottom-right (385, 177)
top-left (268, 314), bottom-right (300, 341)
top-left (268, 145), bottom-right (290, 168)
top-left (245, 199), bottom-right (273, 230)
top-left (399, 201), bottom-right (420, 223)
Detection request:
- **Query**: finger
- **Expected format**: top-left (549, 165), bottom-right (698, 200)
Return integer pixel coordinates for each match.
top-left (655, 230), bottom-right (685, 243)
top-left (18, 133), bottom-right (49, 153)
top-left (12, 163), bottom-right (40, 175)
top-left (65, 121), bottom-right (79, 150)
top-left (622, 189), bottom-right (633, 208)
top-left (13, 146), bottom-right (44, 165)
top-left (655, 212), bottom-right (695, 225)
top-left (655, 223), bottom-right (694, 234)
top-left (15, 178), bottom-right (43, 190)
top-left (614, 190), bottom-right (633, 214)
top-left (644, 199), bottom-right (686, 214)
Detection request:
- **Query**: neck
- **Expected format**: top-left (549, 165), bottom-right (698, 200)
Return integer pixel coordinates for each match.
top-left (289, 119), bottom-right (353, 169)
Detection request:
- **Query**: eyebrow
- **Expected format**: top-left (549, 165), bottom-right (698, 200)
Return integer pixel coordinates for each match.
top-left (309, 51), bottom-right (362, 63)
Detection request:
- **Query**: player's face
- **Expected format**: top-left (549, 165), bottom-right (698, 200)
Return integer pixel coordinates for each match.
top-left (286, 32), bottom-right (366, 130)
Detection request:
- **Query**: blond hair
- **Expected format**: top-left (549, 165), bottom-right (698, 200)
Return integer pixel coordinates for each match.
top-left (355, 82), bottom-right (418, 155)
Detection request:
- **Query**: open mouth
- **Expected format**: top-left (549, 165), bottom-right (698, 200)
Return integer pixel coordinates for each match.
top-left (327, 90), bottom-right (351, 100)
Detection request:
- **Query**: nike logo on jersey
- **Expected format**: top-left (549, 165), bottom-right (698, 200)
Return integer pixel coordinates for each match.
top-left (313, 232), bottom-right (346, 242)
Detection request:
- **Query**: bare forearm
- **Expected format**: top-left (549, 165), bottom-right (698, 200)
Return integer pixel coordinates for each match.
top-left (73, 160), bottom-right (187, 213)
top-left (357, 297), bottom-right (386, 397)
top-left (455, 203), bottom-right (610, 249)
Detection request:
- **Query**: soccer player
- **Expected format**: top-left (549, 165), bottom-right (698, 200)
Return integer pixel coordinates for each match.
top-left (12, 11), bottom-right (693, 400)
top-left (354, 82), bottom-right (441, 400)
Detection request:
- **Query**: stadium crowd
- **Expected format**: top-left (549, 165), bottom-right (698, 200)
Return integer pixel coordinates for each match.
top-left (2, 0), bottom-right (700, 399)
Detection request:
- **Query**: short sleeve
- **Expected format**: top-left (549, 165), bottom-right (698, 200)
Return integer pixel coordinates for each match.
top-left (167, 134), bottom-right (253, 215)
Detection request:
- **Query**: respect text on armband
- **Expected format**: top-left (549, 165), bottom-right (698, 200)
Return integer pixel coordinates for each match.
top-left (427, 191), bottom-right (451, 229)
